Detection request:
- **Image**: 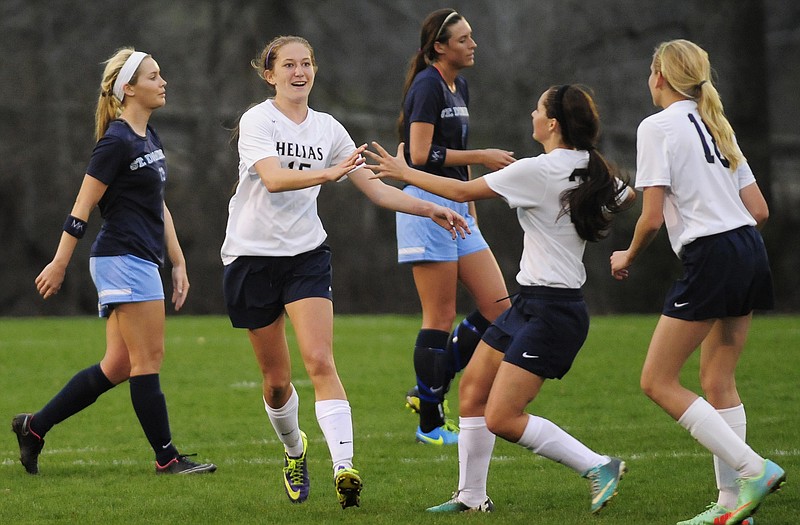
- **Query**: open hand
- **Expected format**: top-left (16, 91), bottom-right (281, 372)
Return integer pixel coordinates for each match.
top-left (328, 144), bottom-right (367, 182)
top-left (481, 148), bottom-right (516, 171)
top-left (364, 142), bottom-right (409, 183)
top-left (431, 205), bottom-right (470, 240)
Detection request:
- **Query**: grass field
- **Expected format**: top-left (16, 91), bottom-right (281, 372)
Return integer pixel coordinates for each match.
top-left (0, 314), bottom-right (796, 524)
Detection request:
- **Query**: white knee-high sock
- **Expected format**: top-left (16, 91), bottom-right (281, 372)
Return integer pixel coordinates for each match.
top-left (315, 399), bottom-right (353, 474)
top-left (715, 404), bottom-right (747, 509)
top-left (678, 398), bottom-right (762, 478)
top-left (456, 416), bottom-right (496, 507)
top-left (517, 414), bottom-right (606, 474)
top-left (263, 386), bottom-right (303, 457)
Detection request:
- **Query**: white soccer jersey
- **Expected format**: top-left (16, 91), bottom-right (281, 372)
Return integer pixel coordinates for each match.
top-left (483, 149), bottom-right (593, 288)
top-left (635, 100), bottom-right (756, 257)
top-left (221, 100), bottom-right (357, 264)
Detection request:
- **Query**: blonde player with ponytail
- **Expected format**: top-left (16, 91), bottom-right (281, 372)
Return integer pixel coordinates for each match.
top-left (611, 39), bottom-right (784, 525)
top-left (13, 47), bottom-right (216, 476)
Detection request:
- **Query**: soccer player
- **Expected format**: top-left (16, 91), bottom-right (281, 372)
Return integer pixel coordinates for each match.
top-left (397, 8), bottom-right (515, 446)
top-left (13, 48), bottom-right (216, 475)
top-left (367, 83), bottom-right (634, 514)
top-left (220, 35), bottom-right (469, 509)
top-left (610, 39), bottom-right (785, 525)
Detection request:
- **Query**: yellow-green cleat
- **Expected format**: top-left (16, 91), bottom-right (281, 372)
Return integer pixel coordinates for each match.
top-left (283, 431), bottom-right (309, 503)
top-left (404, 385), bottom-right (450, 415)
top-left (334, 467), bottom-right (362, 509)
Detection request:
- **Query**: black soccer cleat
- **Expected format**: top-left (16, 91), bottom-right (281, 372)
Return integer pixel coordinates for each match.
top-left (11, 413), bottom-right (45, 475)
top-left (156, 453), bottom-right (217, 475)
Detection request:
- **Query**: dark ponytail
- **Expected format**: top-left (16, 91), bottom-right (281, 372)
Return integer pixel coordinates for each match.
top-left (396, 9), bottom-right (463, 140)
top-left (548, 85), bottom-right (630, 241)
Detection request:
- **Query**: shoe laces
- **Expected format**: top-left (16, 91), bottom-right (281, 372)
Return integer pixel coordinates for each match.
top-left (442, 419), bottom-right (459, 432)
top-left (445, 490), bottom-right (462, 504)
top-left (585, 466), bottom-right (603, 493)
top-left (696, 502), bottom-right (723, 518)
top-left (285, 456), bottom-right (306, 485)
top-left (175, 453), bottom-right (201, 466)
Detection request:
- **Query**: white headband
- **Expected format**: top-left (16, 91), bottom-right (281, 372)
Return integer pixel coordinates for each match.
top-left (112, 51), bottom-right (148, 102)
top-left (434, 11), bottom-right (460, 41)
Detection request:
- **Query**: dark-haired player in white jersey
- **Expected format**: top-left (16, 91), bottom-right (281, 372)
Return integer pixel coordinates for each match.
top-left (221, 35), bottom-right (469, 510)
top-left (13, 48), bottom-right (216, 476)
top-left (610, 39), bottom-right (784, 525)
top-left (397, 8), bottom-right (516, 446)
top-left (368, 83), bottom-right (634, 515)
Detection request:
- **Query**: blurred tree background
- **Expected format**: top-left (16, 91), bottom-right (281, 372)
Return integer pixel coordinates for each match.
top-left (1, 0), bottom-right (798, 316)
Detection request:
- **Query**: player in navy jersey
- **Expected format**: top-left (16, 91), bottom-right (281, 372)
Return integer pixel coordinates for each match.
top-left (220, 35), bottom-right (469, 509)
top-left (610, 39), bottom-right (784, 525)
top-left (397, 8), bottom-right (516, 446)
top-left (368, 83), bottom-right (634, 514)
top-left (12, 48), bottom-right (216, 475)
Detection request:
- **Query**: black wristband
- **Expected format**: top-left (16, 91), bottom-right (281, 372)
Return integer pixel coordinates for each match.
top-left (63, 214), bottom-right (88, 239)
top-left (427, 144), bottom-right (446, 168)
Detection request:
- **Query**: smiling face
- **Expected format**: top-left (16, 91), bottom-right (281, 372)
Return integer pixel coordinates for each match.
top-left (436, 19), bottom-right (476, 69)
top-left (125, 57), bottom-right (166, 109)
top-left (265, 42), bottom-right (316, 103)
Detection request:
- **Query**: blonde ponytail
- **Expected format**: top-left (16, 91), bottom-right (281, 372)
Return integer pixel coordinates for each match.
top-left (653, 39), bottom-right (743, 171)
top-left (94, 47), bottom-right (137, 141)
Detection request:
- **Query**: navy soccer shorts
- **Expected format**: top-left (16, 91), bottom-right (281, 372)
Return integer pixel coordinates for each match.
top-left (223, 244), bottom-right (333, 329)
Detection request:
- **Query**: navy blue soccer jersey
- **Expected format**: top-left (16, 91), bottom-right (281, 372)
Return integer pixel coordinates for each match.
top-left (86, 119), bottom-right (167, 266)
top-left (403, 65), bottom-right (470, 181)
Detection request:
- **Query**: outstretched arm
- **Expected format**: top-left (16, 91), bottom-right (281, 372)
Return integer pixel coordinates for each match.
top-left (408, 121), bottom-right (515, 171)
top-left (365, 142), bottom-right (498, 203)
top-left (254, 144), bottom-right (367, 193)
top-left (347, 166), bottom-right (469, 239)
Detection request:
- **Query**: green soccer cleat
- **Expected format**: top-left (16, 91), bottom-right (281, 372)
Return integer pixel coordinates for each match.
top-left (282, 431), bottom-right (309, 503)
top-left (404, 385), bottom-right (450, 416)
top-left (583, 457), bottom-right (627, 514)
top-left (334, 467), bottom-right (362, 509)
top-left (676, 502), bottom-right (753, 525)
top-left (426, 491), bottom-right (494, 513)
top-left (717, 459), bottom-right (785, 525)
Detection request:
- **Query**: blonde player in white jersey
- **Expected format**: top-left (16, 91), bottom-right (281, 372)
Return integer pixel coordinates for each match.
top-left (220, 35), bottom-right (468, 510)
top-left (610, 39), bottom-right (784, 525)
top-left (367, 83), bottom-right (634, 515)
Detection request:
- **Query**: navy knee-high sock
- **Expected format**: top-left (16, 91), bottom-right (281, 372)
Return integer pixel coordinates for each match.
top-left (443, 310), bottom-right (491, 389)
top-left (414, 329), bottom-right (451, 432)
top-left (129, 374), bottom-right (178, 465)
top-left (30, 363), bottom-right (115, 437)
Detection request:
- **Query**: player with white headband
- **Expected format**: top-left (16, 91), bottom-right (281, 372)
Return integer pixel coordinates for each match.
top-left (12, 47), bottom-right (216, 476)
top-left (396, 8), bottom-right (515, 448)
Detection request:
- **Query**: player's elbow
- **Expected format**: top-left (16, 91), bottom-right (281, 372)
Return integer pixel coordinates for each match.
top-left (409, 151), bottom-right (428, 166)
top-left (262, 178), bottom-right (288, 193)
top-left (750, 205), bottom-right (769, 228)
top-left (450, 188), bottom-right (474, 203)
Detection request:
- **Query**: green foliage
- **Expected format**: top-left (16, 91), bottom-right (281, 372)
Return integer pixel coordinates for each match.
top-left (1, 315), bottom-right (797, 524)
